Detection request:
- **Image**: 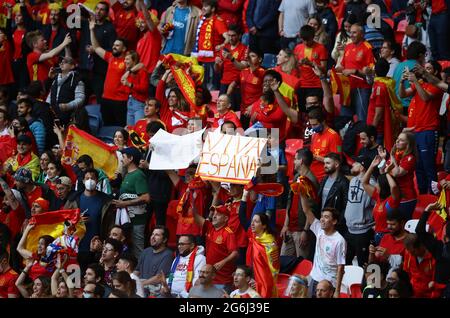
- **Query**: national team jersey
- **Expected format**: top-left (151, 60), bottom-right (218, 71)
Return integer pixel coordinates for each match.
top-left (102, 52), bottom-right (128, 101)
top-left (341, 41), bottom-right (375, 88)
top-left (294, 42), bottom-right (327, 88)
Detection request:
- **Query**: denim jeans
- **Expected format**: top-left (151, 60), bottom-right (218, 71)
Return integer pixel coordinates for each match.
top-left (127, 96), bottom-right (145, 126)
top-left (399, 199), bottom-right (417, 221)
top-left (429, 12), bottom-right (450, 60)
top-left (415, 130), bottom-right (438, 194)
top-left (340, 88), bottom-right (371, 122)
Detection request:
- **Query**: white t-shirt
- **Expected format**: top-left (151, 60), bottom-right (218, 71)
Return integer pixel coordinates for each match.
top-left (131, 272), bottom-right (145, 298)
top-left (309, 219), bottom-right (346, 287)
top-left (229, 287), bottom-right (261, 298)
top-left (279, 0), bottom-right (316, 38)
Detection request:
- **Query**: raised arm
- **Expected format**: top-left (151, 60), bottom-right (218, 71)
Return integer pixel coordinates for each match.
top-left (138, 0), bottom-right (156, 32)
top-left (313, 63), bottom-right (335, 114)
top-left (15, 261), bottom-right (33, 298)
top-left (17, 223), bottom-right (35, 260)
top-left (239, 190), bottom-right (251, 231)
top-left (270, 78), bottom-right (298, 123)
top-left (0, 177), bottom-right (19, 210)
top-left (191, 191), bottom-right (206, 228)
top-left (409, 72), bottom-right (433, 102)
top-left (39, 33), bottom-right (72, 62)
top-left (89, 17), bottom-right (106, 60)
top-left (362, 156), bottom-right (381, 197)
top-left (165, 170), bottom-right (180, 186)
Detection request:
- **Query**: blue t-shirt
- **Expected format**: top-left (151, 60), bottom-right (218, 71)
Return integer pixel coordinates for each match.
top-left (78, 193), bottom-right (103, 252)
top-left (162, 7), bottom-right (190, 55)
top-left (252, 194), bottom-right (277, 230)
top-left (393, 59), bottom-right (417, 109)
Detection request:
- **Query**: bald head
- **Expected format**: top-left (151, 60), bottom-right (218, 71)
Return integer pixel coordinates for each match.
top-left (316, 280), bottom-right (334, 298)
top-left (198, 264), bottom-right (216, 286)
top-left (350, 24), bottom-right (364, 44)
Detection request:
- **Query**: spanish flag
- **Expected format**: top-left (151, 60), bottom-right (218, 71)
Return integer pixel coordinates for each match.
top-left (429, 190), bottom-right (448, 240)
top-left (246, 231), bottom-right (280, 298)
top-left (62, 125), bottom-right (119, 178)
top-left (374, 77), bottom-right (403, 151)
top-left (0, 0), bottom-right (15, 28)
top-left (276, 71), bottom-right (299, 108)
top-left (330, 68), bottom-right (351, 107)
top-left (25, 209), bottom-right (86, 256)
top-left (0, 135), bottom-right (16, 165)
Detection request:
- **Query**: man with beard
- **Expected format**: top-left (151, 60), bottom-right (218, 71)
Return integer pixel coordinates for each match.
top-left (303, 206), bottom-right (346, 298)
top-left (309, 109), bottom-right (342, 182)
top-left (368, 210), bottom-right (407, 272)
top-left (159, 234), bottom-right (206, 298)
top-left (317, 152), bottom-right (348, 234)
top-left (112, 147), bottom-right (150, 257)
top-left (358, 125), bottom-right (379, 164)
top-left (89, 18), bottom-right (129, 127)
top-left (42, 7), bottom-right (75, 58)
top-left (25, 30), bottom-right (71, 84)
top-left (15, 98), bottom-right (45, 155)
top-left (343, 155), bottom-right (375, 266)
top-left (135, 226), bottom-right (174, 297)
top-left (188, 264), bottom-right (227, 298)
top-left (111, 0), bottom-right (140, 50)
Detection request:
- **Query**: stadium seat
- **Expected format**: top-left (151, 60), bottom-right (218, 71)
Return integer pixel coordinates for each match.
top-left (262, 54), bottom-right (277, 69)
top-left (285, 139), bottom-right (304, 182)
top-left (291, 259), bottom-right (313, 277)
top-left (413, 194), bottom-right (438, 219)
top-left (276, 273), bottom-right (291, 298)
top-left (341, 265), bottom-right (364, 294)
top-left (85, 104), bottom-right (103, 136)
top-left (339, 292), bottom-right (349, 298)
top-left (350, 283), bottom-right (363, 298)
top-left (97, 125), bottom-right (123, 144)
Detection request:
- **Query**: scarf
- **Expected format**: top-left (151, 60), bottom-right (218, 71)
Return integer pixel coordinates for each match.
top-left (192, 15), bottom-right (215, 58)
top-left (168, 246), bottom-right (198, 293)
top-left (176, 177), bottom-right (205, 216)
top-left (290, 176), bottom-right (318, 202)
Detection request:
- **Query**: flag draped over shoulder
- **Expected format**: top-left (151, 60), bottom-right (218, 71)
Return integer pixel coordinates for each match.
top-left (374, 77), bottom-right (403, 151)
top-left (246, 231), bottom-right (280, 298)
top-left (277, 71), bottom-right (299, 107)
top-left (25, 209), bottom-right (86, 254)
top-left (62, 125), bottom-right (118, 178)
top-left (429, 190), bottom-right (448, 240)
top-left (330, 68), bottom-right (351, 107)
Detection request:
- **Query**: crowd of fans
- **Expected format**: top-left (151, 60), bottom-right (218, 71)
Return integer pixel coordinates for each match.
top-left (0, 0), bottom-right (449, 299)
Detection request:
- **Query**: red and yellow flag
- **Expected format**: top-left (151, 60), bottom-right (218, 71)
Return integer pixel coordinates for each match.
top-left (247, 231), bottom-right (280, 298)
top-left (0, 135), bottom-right (16, 165)
top-left (62, 125), bottom-right (119, 178)
top-left (330, 68), bottom-right (351, 107)
top-left (25, 209), bottom-right (86, 254)
top-left (429, 190), bottom-right (448, 240)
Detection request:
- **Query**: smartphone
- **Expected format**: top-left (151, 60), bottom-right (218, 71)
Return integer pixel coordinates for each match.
top-left (53, 66), bottom-right (62, 73)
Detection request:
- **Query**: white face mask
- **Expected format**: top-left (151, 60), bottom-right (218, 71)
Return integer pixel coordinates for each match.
top-left (84, 179), bottom-right (97, 191)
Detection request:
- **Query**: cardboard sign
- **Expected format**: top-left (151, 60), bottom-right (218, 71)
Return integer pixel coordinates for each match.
top-left (197, 132), bottom-right (267, 184)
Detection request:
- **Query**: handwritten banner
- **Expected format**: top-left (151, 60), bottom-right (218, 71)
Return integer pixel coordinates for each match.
top-left (197, 132), bottom-right (268, 184)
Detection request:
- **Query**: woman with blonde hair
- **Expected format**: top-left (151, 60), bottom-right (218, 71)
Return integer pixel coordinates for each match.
top-left (274, 48), bottom-right (299, 78)
top-left (287, 274), bottom-right (309, 298)
top-left (379, 132), bottom-right (418, 220)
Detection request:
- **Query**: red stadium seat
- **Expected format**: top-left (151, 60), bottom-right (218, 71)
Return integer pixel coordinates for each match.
top-left (291, 259), bottom-right (313, 277)
top-left (276, 273), bottom-right (291, 298)
top-left (350, 284), bottom-right (363, 298)
top-left (413, 194), bottom-right (438, 219)
top-left (285, 139), bottom-right (304, 182)
top-left (339, 292), bottom-right (349, 298)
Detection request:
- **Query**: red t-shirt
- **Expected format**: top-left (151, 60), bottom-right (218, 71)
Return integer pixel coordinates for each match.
top-left (407, 82), bottom-right (443, 132)
top-left (273, 65), bottom-right (300, 79)
top-left (127, 68), bottom-right (149, 103)
top-left (48, 30), bottom-right (57, 49)
top-left (310, 127), bottom-right (342, 181)
top-left (197, 15), bottom-right (228, 63)
top-left (136, 28), bottom-right (162, 73)
top-left (0, 269), bottom-right (20, 298)
top-left (102, 52), bottom-right (129, 101)
top-left (132, 119), bottom-right (150, 145)
top-left (0, 41), bottom-right (14, 85)
top-left (217, 0), bottom-right (244, 27)
top-left (202, 220), bottom-right (237, 284)
top-left (403, 251), bottom-right (436, 298)
top-left (112, 3), bottom-right (139, 50)
top-left (341, 41), bottom-right (375, 89)
top-left (27, 51), bottom-right (54, 82)
top-left (238, 67), bottom-right (265, 111)
top-left (250, 99), bottom-right (288, 140)
top-left (0, 205), bottom-right (25, 241)
top-left (388, 153), bottom-right (417, 201)
top-left (212, 110), bottom-right (242, 129)
top-left (432, 0), bottom-right (447, 14)
top-left (294, 42), bottom-right (327, 88)
top-left (219, 42), bottom-right (248, 84)
top-left (156, 81), bottom-right (189, 133)
top-left (367, 81), bottom-right (390, 133)
top-left (228, 200), bottom-right (249, 248)
top-left (13, 29), bottom-right (26, 60)
top-left (371, 188), bottom-right (400, 234)
top-left (25, 186), bottom-right (44, 209)
top-left (379, 233), bottom-right (405, 260)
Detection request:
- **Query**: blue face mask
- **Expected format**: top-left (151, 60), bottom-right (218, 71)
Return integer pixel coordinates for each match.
top-left (312, 124), bottom-right (324, 133)
top-left (83, 292), bottom-right (93, 298)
